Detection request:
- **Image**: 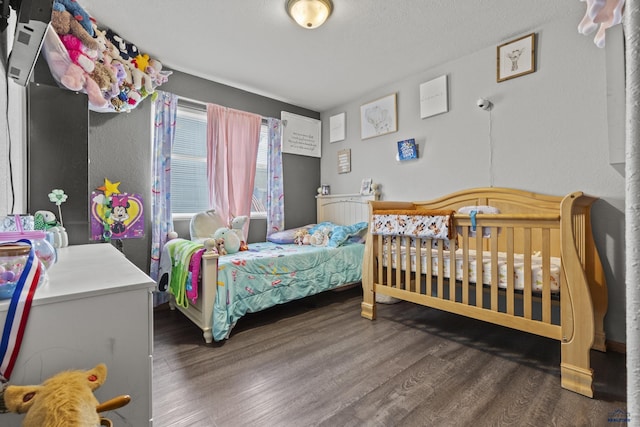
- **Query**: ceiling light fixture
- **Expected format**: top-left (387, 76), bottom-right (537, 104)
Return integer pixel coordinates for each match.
top-left (286, 0), bottom-right (333, 29)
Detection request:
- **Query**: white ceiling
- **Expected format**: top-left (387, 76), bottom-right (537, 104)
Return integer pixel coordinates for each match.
top-left (79, 0), bottom-right (586, 112)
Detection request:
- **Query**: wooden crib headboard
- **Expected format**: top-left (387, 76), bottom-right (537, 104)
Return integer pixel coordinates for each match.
top-left (411, 187), bottom-right (565, 215)
top-left (317, 193), bottom-right (378, 225)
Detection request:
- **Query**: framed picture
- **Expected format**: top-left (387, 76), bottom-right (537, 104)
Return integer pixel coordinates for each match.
top-left (360, 93), bottom-right (397, 140)
top-left (329, 112), bottom-right (346, 143)
top-left (397, 138), bottom-right (418, 161)
top-left (497, 33), bottom-right (536, 83)
top-left (420, 75), bottom-right (448, 119)
top-left (337, 149), bottom-right (351, 174)
top-left (360, 178), bottom-right (373, 195)
top-left (281, 111), bottom-right (321, 157)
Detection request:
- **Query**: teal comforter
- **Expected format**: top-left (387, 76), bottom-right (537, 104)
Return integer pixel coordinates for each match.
top-left (213, 241), bottom-right (364, 341)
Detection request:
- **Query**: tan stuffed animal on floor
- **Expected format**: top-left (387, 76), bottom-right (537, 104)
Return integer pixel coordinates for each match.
top-left (2, 363), bottom-right (125, 427)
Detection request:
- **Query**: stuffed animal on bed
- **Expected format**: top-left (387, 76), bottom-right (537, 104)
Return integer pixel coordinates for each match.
top-left (215, 238), bottom-right (227, 256)
top-left (309, 227), bottom-right (331, 246)
top-left (230, 215), bottom-right (248, 251)
top-left (293, 228), bottom-right (310, 245)
top-left (3, 364), bottom-right (110, 426)
top-left (190, 209), bottom-right (225, 243)
top-left (213, 227), bottom-right (240, 254)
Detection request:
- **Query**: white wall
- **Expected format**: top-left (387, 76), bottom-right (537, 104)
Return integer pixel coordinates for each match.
top-left (320, 16), bottom-right (626, 343)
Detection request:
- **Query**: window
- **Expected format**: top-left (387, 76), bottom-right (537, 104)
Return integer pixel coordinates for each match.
top-left (171, 101), bottom-right (268, 218)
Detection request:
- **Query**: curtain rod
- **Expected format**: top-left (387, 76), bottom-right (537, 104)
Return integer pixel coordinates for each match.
top-left (177, 95), bottom-right (274, 122)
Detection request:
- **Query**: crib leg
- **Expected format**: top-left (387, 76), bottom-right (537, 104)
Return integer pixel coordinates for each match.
top-left (361, 256), bottom-right (376, 319)
top-left (560, 358), bottom-right (594, 398)
top-left (361, 237), bottom-right (377, 320)
top-left (560, 305), bottom-right (595, 397)
top-left (360, 279), bottom-right (376, 320)
top-left (592, 328), bottom-right (607, 352)
top-left (361, 299), bottom-right (376, 320)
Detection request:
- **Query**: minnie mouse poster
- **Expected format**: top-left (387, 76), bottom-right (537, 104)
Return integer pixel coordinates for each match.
top-left (90, 183), bottom-right (144, 242)
top-left (109, 194), bottom-right (130, 237)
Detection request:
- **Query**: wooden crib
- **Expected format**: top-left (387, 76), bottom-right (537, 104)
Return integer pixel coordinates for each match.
top-left (360, 187), bottom-right (608, 398)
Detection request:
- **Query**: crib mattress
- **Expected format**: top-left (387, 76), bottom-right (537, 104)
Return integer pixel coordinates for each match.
top-left (382, 246), bottom-right (561, 293)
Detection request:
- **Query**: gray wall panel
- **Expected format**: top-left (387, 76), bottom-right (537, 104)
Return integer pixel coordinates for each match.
top-left (27, 83), bottom-right (89, 244)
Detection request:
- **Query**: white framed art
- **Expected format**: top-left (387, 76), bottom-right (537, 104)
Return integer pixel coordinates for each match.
top-left (497, 33), bottom-right (536, 82)
top-left (420, 75), bottom-right (448, 118)
top-left (360, 93), bottom-right (397, 140)
top-left (329, 112), bottom-right (346, 143)
top-left (281, 111), bottom-right (321, 157)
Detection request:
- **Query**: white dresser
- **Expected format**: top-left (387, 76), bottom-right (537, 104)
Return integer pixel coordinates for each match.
top-left (0, 243), bottom-right (154, 426)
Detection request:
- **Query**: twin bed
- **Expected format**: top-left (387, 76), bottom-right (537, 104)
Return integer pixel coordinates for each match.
top-left (361, 187), bottom-right (608, 398)
top-left (159, 187), bottom-right (608, 398)
top-left (159, 193), bottom-right (375, 343)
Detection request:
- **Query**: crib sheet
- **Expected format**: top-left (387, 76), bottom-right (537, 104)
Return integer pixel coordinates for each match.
top-left (382, 245), bottom-right (560, 293)
top-left (213, 241), bottom-right (365, 340)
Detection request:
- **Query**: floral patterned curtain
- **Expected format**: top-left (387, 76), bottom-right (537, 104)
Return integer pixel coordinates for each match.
top-left (150, 91), bottom-right (178, 305)
top-left (266, 118), bottom-right (285, 236)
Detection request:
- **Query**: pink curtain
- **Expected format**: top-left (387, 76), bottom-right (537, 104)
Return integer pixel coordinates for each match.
top-left (206, 104), bottom-right (262, 238)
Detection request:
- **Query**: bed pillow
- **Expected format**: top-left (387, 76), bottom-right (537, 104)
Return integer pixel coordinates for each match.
top-left (327, 222), bottom-right (369, 248)
top-left (347, 234), bottom-right (367, 244)
top-left (267, 224), bottom-right (314, 244)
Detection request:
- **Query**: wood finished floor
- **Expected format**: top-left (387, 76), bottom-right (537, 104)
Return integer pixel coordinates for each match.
top-left (152, 287), bottom-right (626, 427)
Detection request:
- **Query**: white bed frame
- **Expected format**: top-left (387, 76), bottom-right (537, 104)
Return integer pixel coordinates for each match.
top-left (169, 193), bottom-right (377, 343)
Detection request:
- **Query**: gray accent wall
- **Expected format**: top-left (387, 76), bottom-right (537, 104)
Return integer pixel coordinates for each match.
top-left (27, 83), bottom-right (89, 244)
top-left (320, 17), bottom-right (626, 343)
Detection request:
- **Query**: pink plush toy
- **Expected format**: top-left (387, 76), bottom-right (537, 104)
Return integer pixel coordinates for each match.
top-left (578, 0), bottom-right (625, 47)
top-left (146, 59), bottom-right (172, 88)
top-left (60, 33), bottom-right (97, 73)
top-left (59, 63), bottom-right (109, 108)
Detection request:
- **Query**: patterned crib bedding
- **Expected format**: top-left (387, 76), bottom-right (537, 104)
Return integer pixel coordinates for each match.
top-left (213, 241), bottom-right (365, 341)
top-left (372, 209), bottom-right (455, 240)
top-left (381, 243), bottom-right (561, 294)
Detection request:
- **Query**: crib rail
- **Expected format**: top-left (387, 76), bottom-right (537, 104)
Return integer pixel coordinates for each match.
top-left (373, 214), bottom-right (562, 340)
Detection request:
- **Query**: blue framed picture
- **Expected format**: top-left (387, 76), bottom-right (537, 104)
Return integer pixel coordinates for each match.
top-left (397, 138), bottom-right (418, 161)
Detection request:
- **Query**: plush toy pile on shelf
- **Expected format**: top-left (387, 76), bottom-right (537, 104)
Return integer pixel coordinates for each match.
top-left (41, 0), bottom-right (172, 113)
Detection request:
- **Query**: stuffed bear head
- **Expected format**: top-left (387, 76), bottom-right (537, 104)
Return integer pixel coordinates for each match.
top-left (51, 10), bottom-right (98, 51)
top-left (90, 62), bottom-right (116, 92)
top-left (53, 0), bottom-right (94, 36)
top-left (3, 364), bottom-right (107, 427)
